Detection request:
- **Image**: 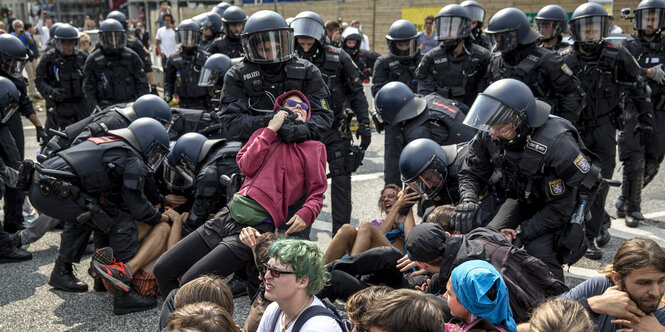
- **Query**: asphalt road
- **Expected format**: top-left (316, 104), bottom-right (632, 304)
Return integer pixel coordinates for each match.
top-left (1, 106), bottom-right (664, 331)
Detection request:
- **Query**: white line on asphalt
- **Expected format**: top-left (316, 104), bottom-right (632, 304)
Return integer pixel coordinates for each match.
top-left (565, 266), bottom-right (602, 279)
top-left (610, 211), bottom-right (665, 247)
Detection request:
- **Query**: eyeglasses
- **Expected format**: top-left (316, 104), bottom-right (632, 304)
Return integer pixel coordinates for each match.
top-left (262, 264), bottom-right (296, 278)
top-left (425, 21), bottom-right (433, 25)
top-left (283, 99), bottom-right (309, 110)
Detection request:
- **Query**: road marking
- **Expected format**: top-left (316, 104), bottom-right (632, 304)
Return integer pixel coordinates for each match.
top-left (565, 266), bottom-right (602, 279)
top-left (610, 211), bottom-right (665, 247)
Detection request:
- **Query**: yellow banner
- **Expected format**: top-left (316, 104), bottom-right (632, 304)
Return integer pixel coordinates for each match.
top-left (402, 7), bottom-right (441, 31)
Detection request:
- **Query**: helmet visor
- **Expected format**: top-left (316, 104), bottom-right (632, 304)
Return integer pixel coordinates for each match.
top-left (292, 18), bottom-right (326, 41)
top-left (387, 38), bottom-right (418, 59)
top-left (163, 160), bottom-right (196, 190)
top-left (0, 55), bottom-right (27, 79)
top-left (404, 158), bottom-right (446, 200)
top-left (488, 30), bottom-right (518, 53)
top-left (100, 31), bottom-right (127, 50)
top-left (570, 16), bottom-right (610, 42)
top-left (465, 6), bottom-right (485, 22)
top-left (434, 16), bottom-right (471, 40)
top-left (55, 38), bottom-right (80, 55)
top-left (635, 8), bottom-right (665, 30)
top-left (145, 140), bottom-right (170, 172)
top-left (242, 29), bottom-right (294, 63)
top-left (198, 66), bottom-right (220, 87)
top-left (463, 94), bottom-right (522, 133)
top-left (534, 19), bottom-right (564, 39)
top-left (178, 30), bottom-right (202, 48)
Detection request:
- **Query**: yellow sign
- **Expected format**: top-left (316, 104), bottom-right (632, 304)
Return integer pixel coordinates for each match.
top-left (589, 0), bottom-right (613, 15)
top-left (402, 7), bottom-right (441, 31)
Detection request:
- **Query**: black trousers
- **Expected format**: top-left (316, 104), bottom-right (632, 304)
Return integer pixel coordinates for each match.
top-left (3, 113), bottom-right (25, 231)
top-left (322, 127), bottom-right (353, 235)
top-left (383, 124), bottom-right (404, 187)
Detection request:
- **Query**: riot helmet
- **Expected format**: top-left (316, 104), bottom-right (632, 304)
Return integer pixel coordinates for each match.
top-left (106, 11), bottom-right (128, 29)
top-left (569, 2), bottom-right (611, 53)
top-left (0, 77), bottom-right (20, 124)
top-left (341, 27), bottom-right (363, 56)
top-left (434, 5), bottom-right (472, 50)
top-left (0, 34), bottom-right (29, 79)
top-left (163, 133), bottom-right (208, 190)
top-left (198, 53), bottom-right (232, 89)
top-left (460, 0), bottom-right (485, 27)
top-left (99, 18), bottom-right (127, 52)
top-left (292, 11), bottom-right (326, 61)
top-left (177, 19), bottom-right (202, 49)
top-left (194, 12), bottom-right (223, 39)
top-left (54, 24), bottom-right (80, 56)
top-left (109, 118), bottom-right (171, 171)
top-left (634, 0), bottom-right (665, 36)
top-left (222, 6), bottom-right (247, 40)
top-left (386, 20), bottom-right (419, 60)
top-left (486, 8), bottom-right (541, 54)
top-left (374, 81), bottom-right (427, 125)
top-left (463, 78), bottom-right (550, 143)
top-left (399, 138), bottom-right (448, 200)
top-left (241, 10), bottom-right (294, 64)
top-left (118, 94), bottom-right (173, 130)
top-left (534, 5), bottom-right (569, 41)
top-left (49, 22), bottom-right (66, 42)
top-left (212, 2), bottom-right (232, 18)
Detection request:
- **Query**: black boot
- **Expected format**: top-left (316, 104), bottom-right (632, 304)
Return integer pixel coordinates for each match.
top-left (0, 243), bottom-right (32, 263)
top-left (48, 258), bottom-right (88, 292)
top-left (596, 224), bottom-right (611, 248)
top-left (625, 160), bottom-right (646, 228)
top-left (615, 196), bottom-right (626, 218)
top-left (584, 238), bottom-right (602, 260)
top-left (113, 287), bottom-right (157, 315)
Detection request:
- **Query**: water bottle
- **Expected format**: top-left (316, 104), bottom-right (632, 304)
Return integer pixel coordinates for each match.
top-left (571, 200), bottom-right (586, 225)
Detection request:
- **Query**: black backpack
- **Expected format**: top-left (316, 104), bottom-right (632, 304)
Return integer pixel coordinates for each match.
top-left (466, 228), bottom-right (570, 323)
top-left (270, 298), bottom-right (350, 332)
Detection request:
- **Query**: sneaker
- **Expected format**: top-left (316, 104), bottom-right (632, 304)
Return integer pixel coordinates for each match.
top-left (92, 260), bottom-right (133, 293)
top-left (88, 247), bottom-right (114, 279)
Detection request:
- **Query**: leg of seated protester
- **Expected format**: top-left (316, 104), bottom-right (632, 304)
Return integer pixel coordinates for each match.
top-left (178, 237), bottom-right (251, 287)
top-left (317, 269), bottom-right (370, 302)
top-left (125, 222), bottom-right (169, 274)
top-left (350, 222), bottom-right (391, 256)
top-left (324, 224), bottom-right (357, 264)
top-left (17, 214), bottom-right (61, 246)
top-left (327, 246), bottom-right (405, 289)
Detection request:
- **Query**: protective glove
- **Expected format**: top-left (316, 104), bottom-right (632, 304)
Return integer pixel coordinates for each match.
top-left (50, 88), bottom-right (67, 101)
top-left (634, 112), bottom-right (654, 145)
top-left (356, 123), bottom-right (372, 150)
top-left (513, 233), bottom-right (527, 248)
top-left (648, 64), bottom-right (665, 85)
top-left (371, 112), bottom-right (384, 134)
top-left (451, 194), bottom-right (481, 234)
top-left (164, 93), bottom-right (172, 103)
top-left (277, 114), bottom-right (309, 143)
top-left (36, 126), bottom-right (48, 144)
top-left (150, 85), bottom-right (159, 96)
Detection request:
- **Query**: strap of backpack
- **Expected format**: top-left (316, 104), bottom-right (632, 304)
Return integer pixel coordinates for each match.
top-left (292, 305), bottom-right (347, 332)
top-left (270, 307), bottom-right (283, 332)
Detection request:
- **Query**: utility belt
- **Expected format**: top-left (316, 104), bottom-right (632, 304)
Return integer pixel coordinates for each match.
top-left (576, 112), bottom-right (619, 133)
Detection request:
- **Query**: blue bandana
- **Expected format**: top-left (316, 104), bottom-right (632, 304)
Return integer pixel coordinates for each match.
top-left (451, 260), bottom-right (518, 332)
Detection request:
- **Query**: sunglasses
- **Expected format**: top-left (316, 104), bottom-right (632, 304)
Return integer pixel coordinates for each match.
top-left (262, 264), bottom-right (296, 278)
top-left (283, 99), bottom-right (309, 110)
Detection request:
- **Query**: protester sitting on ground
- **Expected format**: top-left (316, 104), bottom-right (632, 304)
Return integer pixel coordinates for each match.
top-left (558, 237), bottom-right (665, 332)
top-left (256, 239), bottom-right (344, 332)
top-left (426, 204), bottom-right (456, 233)
top-left (323, 184), bottom-right (420, 263)
top-left (345, 285), bottom-right (393, 332)
top-left (362, 288), bottom-right (445, 332)
top-left (166, 301), bottom-right (239, 332)
top-left (516, 298), bottom-right (596, 332)
top-left (153, 90), bottom-right (327, 302)
top-left (444, 260), bottom-right (518, 332)
top-left (159, 274), bottom-right (235, 331)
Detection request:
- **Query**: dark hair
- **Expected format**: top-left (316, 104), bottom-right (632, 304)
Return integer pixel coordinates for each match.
top-left (345, 285), bottom-right (393, 324)
top-left (163, 13), bottom-right (174, 23)
top-left (601, 237), bottom-right (665, 280)
top-left (363, 289), bottom-right (445, 332)
top-left (426, 204), bottom-right (455, 233)
top-left (174, 275), bottom-right (234, 314)
top-left (425, 15), bottom-right (434, 22)
top-left (325, 20), bottom-right (340, 31)
top-left (254, 232), bottom-right (281, 270)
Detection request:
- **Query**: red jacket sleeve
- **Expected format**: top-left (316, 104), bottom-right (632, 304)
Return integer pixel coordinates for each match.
top-left (236, 128), bottom-right (279, 178)
top-left (295, 142), bottom-right (327, 225)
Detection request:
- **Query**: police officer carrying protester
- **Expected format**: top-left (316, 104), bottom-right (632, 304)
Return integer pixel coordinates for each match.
top-left (164, 19), bottom-right (211, 111)
top-left (454, 78), bottom-right (599, 281)
top-left (28, 118), bottom-right (175, 311)
top-left (220, 10), bottom-right (331, 143)
top-left (292, 10), bottom-right (371, 234)
top-left (534, 5), bottom-right (571, 51)
top-left (0, 77), bottom-right (31, 263)
top-left (560, 2), bottom-right (654, 258)
top-left (460, 0), bottom-right (493, 50)
top-left (484, 8), bottom-right (585, 123)
top-left (36, 23), bottom-right (89, 132)
top-left (618, 0), bottom-right (665, 229)
top-left (207, 6), bottom-right (247, 58)
top-left (82, 18), bottom-right (148, 110)
top-left (416, 4), bottom-right (490, 107)
top-left (0, 34), bottom-right (48, 234)
top-left (106, 11), bottom-right (159, 95)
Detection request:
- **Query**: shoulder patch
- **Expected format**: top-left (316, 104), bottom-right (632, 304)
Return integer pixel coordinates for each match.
top-left (321, 99), bottom-right (329, 110)
top-left (549, 178), bottom-right (566, 196)
top-left (526, 140), bottom-right (548, 155)
top-left (574, 153), bottom-right (591, 173)
top-left (561, 63), bottom-right (573, 76)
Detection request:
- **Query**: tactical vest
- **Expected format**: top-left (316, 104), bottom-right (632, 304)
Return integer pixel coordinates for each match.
top-left (91, 49), bottom-right (138, 103)
top-left (319, 46), bottom-right (346, 116)
top-left (491, 47), bottom-right (553, 100)
top-left (431, 47), bottom-right (483, 99)
top-left (561, 43), bottom-right (622, 120)
top-left (625, 36), bottom-right (665, 109)
top-left (425, 94), bottom-right (476, 145)
top-left (57, 137), bottom-right (138, 196)
top-left (387, 56), bottom-right (419, 92)
top-left (196, 141), bottom-right (242, 197)
top-left (171, 50), bottom-right (209, 98)
top-left (51, 51), bottom-right (86, 100)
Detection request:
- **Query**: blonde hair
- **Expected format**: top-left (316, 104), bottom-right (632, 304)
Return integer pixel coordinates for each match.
top-left (174, 275), bottom-right (234, 314)
top-left (345, 285), bottom-right (393, 324)
top-left (79, 32), bottom-right (90, 44)
top-left (166, 302), bottom-right (239, 332)
top-left (529, 298), bottom-right (596, 332)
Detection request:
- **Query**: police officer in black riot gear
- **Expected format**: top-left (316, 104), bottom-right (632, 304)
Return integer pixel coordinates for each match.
top-left (193, 12), bottom-right (223, 51)
top-left (36, 24), bottom-right (90, 134)
top-left (292, 11), bottom-right (371, 234)
top-left (164, 19), bottom-right (211, 111)
top-left (198, 53), bottom-right (232, 108)
top-left (341, 27), bottom-right (373, 82)
top-left (534, 5), bottom-right (571, 51)
top-left (460, 0), bottom-right (493, 51)
top-left (164, 133), bottom-right (241, 236)
top-left (416, 4), bottom-right (490, 107)
top-left (561, 2), bottom-right (654, 257)
top-left (83, 19), bottom-right (149, 110)
top-left (0, 77), bottom-right (32, 263)
top-left (29, 118), bottom-right (172, 312)
top-left (0, 34), bottom-right (47, 234)
top-left (43, 22), bottom-right (66, 53)
top-left (484, 8), bottom-right (585, 123)
top-left (617, 0), bottom-right (665, 229)
top-left (207, 6), bottom-right (247, 58)
top-left (106, 11), bottom-right (159, 95)
top-left (455, 79), bottom-right (600, 281)
top-left (220, 10), bottom-right (332, 143)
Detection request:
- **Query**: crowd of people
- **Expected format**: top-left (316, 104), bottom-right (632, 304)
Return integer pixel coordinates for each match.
top-left (1, 0), bottom-right (665, 331)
